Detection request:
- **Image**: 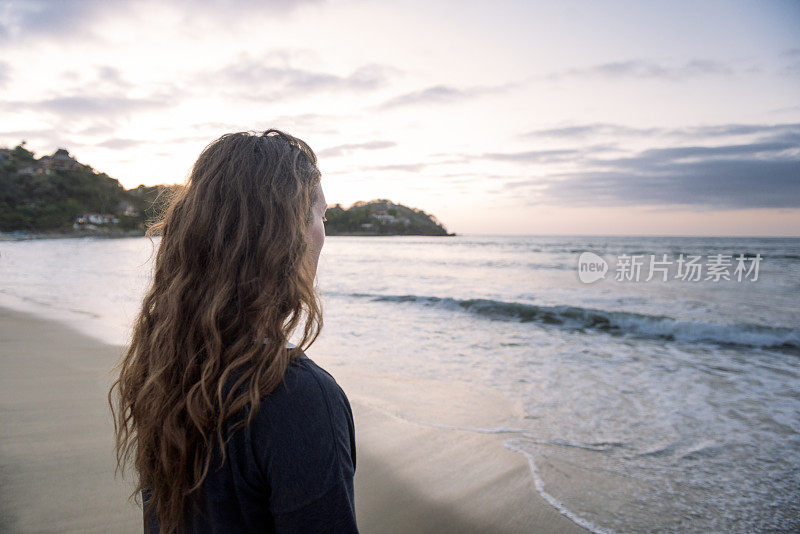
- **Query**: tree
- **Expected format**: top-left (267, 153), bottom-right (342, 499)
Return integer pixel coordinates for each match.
top-left (11, 142), bottom-right (35, 162)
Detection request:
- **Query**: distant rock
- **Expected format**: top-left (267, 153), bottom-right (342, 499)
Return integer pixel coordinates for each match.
top-left (324, 199), bottom-right (455, 236)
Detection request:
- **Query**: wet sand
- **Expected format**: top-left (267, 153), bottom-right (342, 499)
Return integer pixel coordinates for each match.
top-left (0, 304), bottom-right (588, 533)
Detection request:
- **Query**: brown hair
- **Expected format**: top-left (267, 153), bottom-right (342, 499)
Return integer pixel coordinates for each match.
top-left (108, 129), bottom-right (324, 533)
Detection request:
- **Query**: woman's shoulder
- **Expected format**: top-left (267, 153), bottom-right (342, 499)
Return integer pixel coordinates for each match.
top-left (251, 353), bottom-right (351, 430)
top-left (279, 353), bottom-right (346, 399)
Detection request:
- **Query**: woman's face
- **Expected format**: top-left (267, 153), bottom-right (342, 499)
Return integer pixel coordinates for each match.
top-left (307, 182), bottom-right (326, 279)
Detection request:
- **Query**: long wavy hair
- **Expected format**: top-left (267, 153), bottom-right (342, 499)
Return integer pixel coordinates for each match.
top-left (108, 129), bottom-right (324, 534)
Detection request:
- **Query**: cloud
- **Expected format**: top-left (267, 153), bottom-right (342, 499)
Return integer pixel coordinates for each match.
top-left (546, 58), bottom-right (735, 81)
top-left (670, 123), bottom-right (800, 140)
top-left (184, 113), bottom-right (350, 137)
top-left (77, 124), bottom-right (116, 136)
top-left (537, 160), bottom-right (799, 209)
top-left (0, 128), bottom-right (64, 148)
top-left (521, 122), bottom-right (800, 142)
top-left (0, 127), bottom-right (93, 155)
top-left (771, 104), bottom-right (800, 115)
top-left (0, 130), bottom-right (148, 153)
top-left (376, 82), bottom-right (515, 110)
top-left (0, 60), bottom-right (9, 86)
top-left (3, 94), bottom-right (172, 119)
top-left (0, 0), bottom-right (318, 45)
top-left (515, 138), bottom-right (800, 209)
top-left (316, 140), bottom-right (396, 158)
top-left (0, 128), bottom-right (53, 139)
top-left (95, 138), bottom-right (146, 149)
top-left (778, 47), bottom-right (800, 77)
top-left (211, 57), bottom-right (396, 100)
top-left (626, 142), bottom-right (796, 163)
top-left (171, 0), bottom-right (322, 29)
top-left (360, 163), bottom-right (427, 173)
top-left (0, 0), bottom-right (124, 44)
top-left (522, 123), bottom-right (658, 138)
top-left (459, 143), bottom-right (615, 165)
top-left (95, 66), bottom-right (131, 89)
top-left (479, 148), bottom-right (583, 163)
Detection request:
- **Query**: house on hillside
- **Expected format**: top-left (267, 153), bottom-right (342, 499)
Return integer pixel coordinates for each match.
top-left (18, 164), bottom-right (45, 175)
top-left (370, 211), bottom-right (410, 226)
top-left (41, 148), bottom-right (82, 173)
top-left (115, 200), bottom-right (139, 217)
top-left (74, 213), bottom-right (119, 227)
top-left (371, 211), bottom-right (397, 224)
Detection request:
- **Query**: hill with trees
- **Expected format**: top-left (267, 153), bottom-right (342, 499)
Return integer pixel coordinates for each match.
top-left (0, 143), bottom-right (454, 238)
top-left (0, 143), bottom-right (177, 236)
top-left (324, 199), bottom-right (454, 236)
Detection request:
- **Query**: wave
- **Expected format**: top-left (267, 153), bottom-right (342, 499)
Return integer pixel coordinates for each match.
top-left (347, 293), bottom-right (800, 351)
top-left (636, 438), bottom-right (728, 461)
top-left (504, 438), bottom-right (616, 534)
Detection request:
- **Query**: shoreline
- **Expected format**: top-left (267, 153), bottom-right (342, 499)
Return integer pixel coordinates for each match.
top-left (0, 229), bottom-right (147, 241)
top-left (0, 230), bottom-right (457, 241)
top-left (0, 304), bottom-right (588, 533)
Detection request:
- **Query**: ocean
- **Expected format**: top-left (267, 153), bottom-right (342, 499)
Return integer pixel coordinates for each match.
top-left (1, 234), bottom-right (798, 533)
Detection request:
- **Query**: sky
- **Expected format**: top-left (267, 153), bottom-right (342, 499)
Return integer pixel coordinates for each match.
top-left (1, 0), bottom-right (799, 236)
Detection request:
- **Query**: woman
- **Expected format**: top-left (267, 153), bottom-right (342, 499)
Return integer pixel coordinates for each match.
top-left (108, 130), bottom-right (358, 533)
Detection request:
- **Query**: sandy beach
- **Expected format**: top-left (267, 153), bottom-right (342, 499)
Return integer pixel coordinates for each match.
top-left (0, 304), bottom-right (588, 533)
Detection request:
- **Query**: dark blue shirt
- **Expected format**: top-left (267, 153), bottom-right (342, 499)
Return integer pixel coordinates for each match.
top-left (143, 353), bottom-right (358, 533)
